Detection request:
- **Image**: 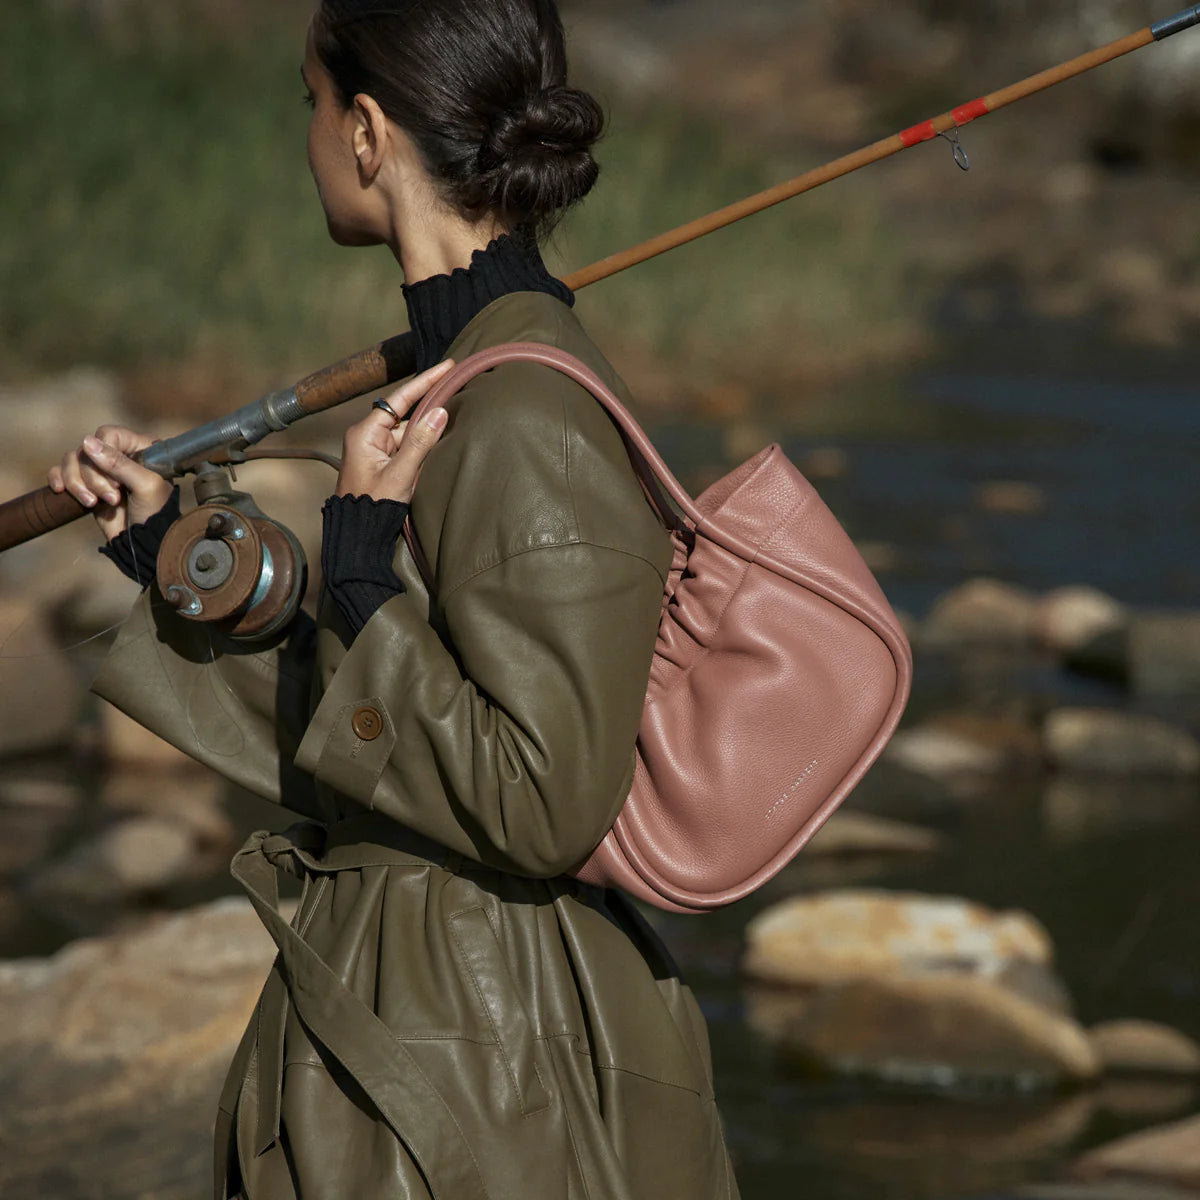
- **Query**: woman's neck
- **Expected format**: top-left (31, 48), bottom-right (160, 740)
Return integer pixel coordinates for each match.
top-left (388, 209), bottom-right (509, 285)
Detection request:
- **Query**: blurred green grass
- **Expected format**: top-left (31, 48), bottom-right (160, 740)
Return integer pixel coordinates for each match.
top-left (0, 1), bottom-right (925, 398)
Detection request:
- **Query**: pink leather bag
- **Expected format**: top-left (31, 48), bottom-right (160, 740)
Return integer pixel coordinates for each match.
top-left (404, 343), bottom-right (913, 913)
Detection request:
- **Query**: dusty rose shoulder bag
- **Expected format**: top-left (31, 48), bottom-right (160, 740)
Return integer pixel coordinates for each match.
top-left (404, 343), bottom-right (913, 914)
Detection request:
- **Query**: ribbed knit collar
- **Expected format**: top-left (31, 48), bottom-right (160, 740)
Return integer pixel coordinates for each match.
top-left (402, 229), bottom-right (574, 374)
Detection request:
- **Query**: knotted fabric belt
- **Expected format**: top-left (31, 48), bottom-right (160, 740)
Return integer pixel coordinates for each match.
top-left (215, 817), bottom-right (486, 1200)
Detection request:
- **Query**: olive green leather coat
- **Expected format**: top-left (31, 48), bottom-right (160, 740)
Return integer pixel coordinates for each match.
top-left (92, 292), bottom-right (740, 1200)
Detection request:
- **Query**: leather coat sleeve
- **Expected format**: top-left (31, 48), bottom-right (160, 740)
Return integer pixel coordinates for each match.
top-left (90, 592), bottom-right (325, 819)
top-left (293, 539), bottom-right (665, 877)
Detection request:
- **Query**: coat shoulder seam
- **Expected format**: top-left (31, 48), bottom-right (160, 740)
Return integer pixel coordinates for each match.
top-left (440, 539), bottom-right (666, 606)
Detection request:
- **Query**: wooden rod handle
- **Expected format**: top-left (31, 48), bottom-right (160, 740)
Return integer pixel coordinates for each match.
top-left (0, 485), bottom-right (91, 552)
top-left (293, 331), bottom-right (418, 414)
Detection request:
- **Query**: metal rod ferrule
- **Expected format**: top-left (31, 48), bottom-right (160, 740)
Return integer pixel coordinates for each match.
top-left (1152, 3), bottom-right (1200, 39)
top-left (139, 387), bottom-right (305, 478)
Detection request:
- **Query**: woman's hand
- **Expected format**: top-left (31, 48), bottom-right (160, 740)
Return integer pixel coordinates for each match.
top-left (336, 360), bottom-right (455, 502)
top-left (48, 426), bottom-right (174, 542)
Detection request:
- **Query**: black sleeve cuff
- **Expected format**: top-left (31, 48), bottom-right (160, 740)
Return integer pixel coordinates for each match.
top-left (320, 494), bottom-right (410, 638)
top-left (98, 486), bottom-right (182, 588)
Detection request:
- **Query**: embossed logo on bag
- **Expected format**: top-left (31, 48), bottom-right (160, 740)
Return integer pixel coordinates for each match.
top-left (765, 759), bottom-right (819, 820)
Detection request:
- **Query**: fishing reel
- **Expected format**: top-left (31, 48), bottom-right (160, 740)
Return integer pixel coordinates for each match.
top-left (156, 464), bottom-right (307, 642)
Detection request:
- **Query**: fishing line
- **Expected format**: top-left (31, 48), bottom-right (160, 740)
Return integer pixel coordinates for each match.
top-left (0, 523), bottom-right (144, 661)
top-left (180, 623), bottom-right (250, 759)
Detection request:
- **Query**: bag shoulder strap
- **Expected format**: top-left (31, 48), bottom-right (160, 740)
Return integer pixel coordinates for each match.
top-left (408, 342), bottom-right (702, 529)
top-left (402, 342), bottom-right (703, 591)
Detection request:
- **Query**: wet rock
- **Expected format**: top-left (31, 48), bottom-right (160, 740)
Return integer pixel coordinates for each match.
top-left (99, 700), bottom-right (195, 770)
top-left (100, 768), bottom-right (235, 852)
top-left (0, 898), bottom-right (275, 1200)
top-left (974, 480), bottom-right (1046, 516)
top-left (1036, 586), bottom-right (1130, 657)
top-left (1090, 1021), bottom-right (1200, 1078)
top-left (796, 1089), bottom-right (1096, 1198)
top-left (996, 958), bottom-right (1077, 1019)
top-left (805, 811), bottom-right (946, 857)
top-left (743, 889), bottom-right (1054, 988)
top-left (1044, 709), bottom-right (1200, 776)
top-left (1070, 1113), bottom-right (1200, 1192)
top-left (1129, 612), bottom-right (1200, 700)
top-left (0, 598), bottom-right (85, 759)
top-left (28, 815), bottom-right (195, 907)
top-left (0, 776), bottom-right (82, 879)
top-left (922, 578), bottom-right (1040, 648)
top-left (1043, 776), bottom-right (1197, 841)
top-left (883, 723), bottom-right (1008, 780)
top-left (1096, 1077), bottom-right (1200, 1124)
top-left (766, 973), bottom-right (1099, 1088)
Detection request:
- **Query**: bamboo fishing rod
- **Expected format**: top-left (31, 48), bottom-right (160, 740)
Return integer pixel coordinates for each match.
top-left (2, 2), bottom-right (1199, 552)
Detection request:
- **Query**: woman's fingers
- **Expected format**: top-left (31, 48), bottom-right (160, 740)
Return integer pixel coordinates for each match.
top-left (380, 407), bottom-right (448, 502)
top-left (81, 436), bottom-right (172, 526)
top-left (335, 360), bottom-right (455, 500)
top-left (376, 359), bottom-right (455, 417)
top-left (58, 449), bottom-right (100, 508)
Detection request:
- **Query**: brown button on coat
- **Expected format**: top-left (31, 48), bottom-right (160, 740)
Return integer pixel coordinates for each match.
top-left (92, 292), bottom-right (741, 1199)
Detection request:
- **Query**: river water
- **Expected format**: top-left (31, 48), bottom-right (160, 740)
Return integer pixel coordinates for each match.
top-left (648, 327), bottom-right (1200, 1198)
top-left (2, 329), bottom-right (1198, 1198)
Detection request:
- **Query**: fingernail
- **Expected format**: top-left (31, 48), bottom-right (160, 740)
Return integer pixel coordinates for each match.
top-left (83, 436), bottom-right (105, 455)
top-left (426, 408), bottom-right (448, 431)
top-left (106, 491), bottom-right (120, 505)
top-left (81, 491), bottom-right (97, 507)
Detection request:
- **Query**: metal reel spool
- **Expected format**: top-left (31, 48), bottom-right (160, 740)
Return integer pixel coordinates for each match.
top-left (156, 495), bottom-right (306, 642)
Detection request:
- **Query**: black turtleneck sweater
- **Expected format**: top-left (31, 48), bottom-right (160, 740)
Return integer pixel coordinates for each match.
top-left (101, 230), bottom-right (574, 639)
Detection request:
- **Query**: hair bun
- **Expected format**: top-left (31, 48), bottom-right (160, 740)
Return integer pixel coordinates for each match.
top-left (474, 85), bottom-right (604, 229)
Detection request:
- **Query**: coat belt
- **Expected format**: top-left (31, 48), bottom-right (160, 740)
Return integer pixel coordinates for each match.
top-left (217, 819), bottom-right (484, 1200)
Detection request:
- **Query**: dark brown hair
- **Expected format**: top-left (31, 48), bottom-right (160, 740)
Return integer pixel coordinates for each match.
top-left (313, 0), bottom-right (603, 239)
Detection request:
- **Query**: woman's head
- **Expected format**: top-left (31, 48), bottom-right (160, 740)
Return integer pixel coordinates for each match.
top-left (307, 0), bottom-right (603, 246)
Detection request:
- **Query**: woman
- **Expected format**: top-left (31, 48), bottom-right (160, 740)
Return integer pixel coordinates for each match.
top-left (50, 1), bottom-right (740, 1197)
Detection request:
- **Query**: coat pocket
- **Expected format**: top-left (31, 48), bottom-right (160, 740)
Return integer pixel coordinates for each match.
top-left (448, 905), bottom-right (551, 1116)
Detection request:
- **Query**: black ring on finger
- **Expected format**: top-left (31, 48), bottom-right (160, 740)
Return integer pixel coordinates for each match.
top-left (372, 397), bottom-right (400, 422)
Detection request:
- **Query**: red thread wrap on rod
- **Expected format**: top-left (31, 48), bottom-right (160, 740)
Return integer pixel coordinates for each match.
top-left (952, 97), bottom-right (991, 125)
top-left (899, 120), bottom-right (938, 147)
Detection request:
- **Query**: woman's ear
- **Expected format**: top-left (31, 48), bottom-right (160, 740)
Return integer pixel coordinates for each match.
top-left (351, 93), bottom-right (390, 182)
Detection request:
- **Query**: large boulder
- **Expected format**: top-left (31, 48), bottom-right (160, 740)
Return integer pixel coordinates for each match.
top-left (883, 723), bottom-right (1009, 779)
top-left (1035, 586), bottom-right (1130, 657)
top-left (1089, 1021), bottom-right (1200, 1078)
top-left (922, 578), bottom-right (1040, 649)
top-left (1070, 1114), bottom-right (1200, 1193)
top-left (804, 811), bottom-right (946, 857)
top-left (27, 815), bottom-right (198, 908)
top-left (883, 713), bottom-right (1042, 790)
top-left (761, 972), bottom-right (1100, 1088)
top-left (1043, 709), bottom-right (1200, 776)
top-left (742, 889), bottom-right (1055, 988)
top-left (0, 899), bottom-right (277, 1200)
